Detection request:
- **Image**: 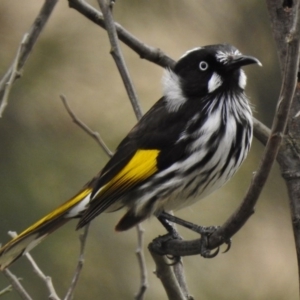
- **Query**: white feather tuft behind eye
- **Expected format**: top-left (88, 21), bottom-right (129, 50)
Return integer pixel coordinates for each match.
top-left (238, 70), bottom-right (247, 89)
top-left (208, 72), bottom-right (223, 93)
top-left (162, 69), bottom-right (187, 112)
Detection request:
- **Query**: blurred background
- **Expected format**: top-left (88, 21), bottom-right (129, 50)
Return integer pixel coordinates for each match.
top-left (0, 1), bottom-right (295, 299)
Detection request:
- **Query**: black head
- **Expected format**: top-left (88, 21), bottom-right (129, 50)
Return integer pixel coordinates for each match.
top-left (170, 44), bottom-right (261, 99)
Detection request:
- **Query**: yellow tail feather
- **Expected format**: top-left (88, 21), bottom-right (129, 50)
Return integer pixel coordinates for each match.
top-left (0, 187), bottom-right (92, 270)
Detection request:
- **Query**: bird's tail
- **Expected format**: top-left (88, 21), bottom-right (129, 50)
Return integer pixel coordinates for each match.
top-left (0, 187), bottom-right (92, 270)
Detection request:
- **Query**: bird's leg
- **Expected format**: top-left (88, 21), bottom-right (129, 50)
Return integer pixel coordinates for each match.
top-left (159, 211), bottom-right (218, 235)
top-left (155, 214), bottom-right (182, 264)
top-left (157, 214), bottom-right (181, 238)
top-left (158, 211), bottom-right (231, 258)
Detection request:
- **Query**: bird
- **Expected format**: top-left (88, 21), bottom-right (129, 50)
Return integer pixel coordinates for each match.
top-left (0, 44), bottom-right (261, 270)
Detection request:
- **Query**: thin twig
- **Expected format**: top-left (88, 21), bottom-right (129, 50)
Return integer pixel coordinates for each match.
top-left (253, 117), bottom-right (270, 146)
top-left (0, 0), bottom-right (59, 116)
top-left (2, 269), bottom-right (32, 300)
top-left (0, 284), bottom-right (12, 296)
top-left (60, 94), bottom-right (113, 157)
top-left (61, 95), bottom-right (113, 296)
top-left (135, 225), bottom-right (148, 300)
top-left (64, 224), bottom-right (90, 300)
top-left (97, 0), bottom-right (142, 120)
top-left (8, 232), bottom-right (60, 300)
top-left (0, 34), bottom-right (28, 116)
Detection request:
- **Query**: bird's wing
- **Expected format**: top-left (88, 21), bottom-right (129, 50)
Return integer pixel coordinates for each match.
top-left (77, 98), bottom-right (191, 228)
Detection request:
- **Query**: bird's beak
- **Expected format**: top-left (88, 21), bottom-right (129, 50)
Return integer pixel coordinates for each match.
top-left (227, 55), bottom-right (262, 70)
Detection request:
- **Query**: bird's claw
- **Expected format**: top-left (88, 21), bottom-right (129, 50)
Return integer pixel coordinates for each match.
top-left (149, 232), bottom-right (182, 256)
top-left (199, 232), bottom-right (219, 258)
top-left (222, 238), bottom-right (232, 253)
top-left (198, 226), bottom-right (232, 259)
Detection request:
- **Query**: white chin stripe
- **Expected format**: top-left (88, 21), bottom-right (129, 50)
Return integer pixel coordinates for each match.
top-left (239, 70), bottom-right (247, 89)
top-left (208, 72), bottom-right (223, 93)
top-left (162, 69), bottom-right (187, 112)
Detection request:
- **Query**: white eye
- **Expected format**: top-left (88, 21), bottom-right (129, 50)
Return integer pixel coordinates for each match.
top-left (199, 61), bottom-right (209, 71)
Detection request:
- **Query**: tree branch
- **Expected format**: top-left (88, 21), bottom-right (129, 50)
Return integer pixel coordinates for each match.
top-left (0, 0), bottom-right (58, 116)
top-left (266, 0), bottom-right (300, 293)
top-left (8, 232), bottom-right (60, 300)
top-left (253, 117), bottom-right (270, 146)
top-left (60, 94), bottom-right (113, 157)
top-left (67, 0), bottom-right (175, 69)
top-left (0, 284), bottom-right (12, 297)
top-left (0, 34), bottom-right (28, 117)
top-left (97, 0), bottom-right (142, 120)
top-left (2, 269), bottom-right (32, 300)
top-left (64, 224), bottom-right (90, 300)
top-left (148, 0), bottom-right (300, 256)
top-left (207, 0), bottom-right (300, 246)
top-left (134, 225), bottom-right (148, 300)
top-left (149, 252), bottom-right (186, 300)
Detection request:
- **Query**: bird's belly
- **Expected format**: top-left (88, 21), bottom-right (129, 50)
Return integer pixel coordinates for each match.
top-left (135, 148), bottom-right (244, 216)
top-left (158, 164), bottom-right (236, 212)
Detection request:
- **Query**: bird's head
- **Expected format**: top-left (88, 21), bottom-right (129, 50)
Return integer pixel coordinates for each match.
top-left (163, 44), bottom-right (261, 112)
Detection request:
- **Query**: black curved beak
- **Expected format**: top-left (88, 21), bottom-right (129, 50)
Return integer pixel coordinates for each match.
top-left (227, 55), bottom-right (262, 70)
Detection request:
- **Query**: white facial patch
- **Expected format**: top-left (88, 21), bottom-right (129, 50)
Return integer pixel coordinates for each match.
top-left (238, 70), bottom-right (247, 89)
top-left (208, 72), bottom-right (223, 93)
top-left (216, 49), bottom-right (241, 65)
top-left (162, 69), bottom-right (187, 112)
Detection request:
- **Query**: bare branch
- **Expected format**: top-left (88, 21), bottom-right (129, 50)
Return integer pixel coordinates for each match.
top-left (2, 269), bottom-right (32, 300)
top-left (0, 34), bottom-right (28, 116)
top-left (134, 225), bottom-right (148, 300)
top-left (172, 260), bottom-right (193, 300)
top-left (0, 284), bottom-right (12, 297)
top-left (97, 0), bottom-right (142, 120)
top-left (253, 117), bottom-right (270, 146)
top-left (266, 0), bottom-right (300, 292)
top-left (208, 1), bottom-right (300, 249)
top-left (68, 0), bottom-right (175, 69)
top-left (0, 0), bottom-right (58, 116)
top-left (8, 232), bottom-right (61, 300)
top-left (64, 224), bottom-right (90, 300)
top-left (60, 94), bottom-right (113, 157)
top-left (148, 0), bottom-right (300, 256)
top-left (150, 252), bottom-right (186, 300)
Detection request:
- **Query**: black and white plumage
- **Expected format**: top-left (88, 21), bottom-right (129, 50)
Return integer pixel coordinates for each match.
top-left (0, 44), bottom-right (261, 270)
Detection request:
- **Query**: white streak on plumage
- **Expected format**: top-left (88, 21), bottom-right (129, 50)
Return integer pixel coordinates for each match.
top-left (162, 69), bottom-right (187, 112)
top-left (239, 70), bottom-right (247, 89)
top-left (65, 193), bottom-right (91, 218)
top-left (216, 49), bottom-right (241, 65)
top-left (208, 72), bottom-right (223, 93)
top-left (134, 92), bottom-right (252, 215)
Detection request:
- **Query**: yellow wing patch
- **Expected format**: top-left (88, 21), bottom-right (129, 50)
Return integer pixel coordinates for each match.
top-left (10, 187), bottom-right (92, 242)
top-left (95, 149), bottom-right (159, 198)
